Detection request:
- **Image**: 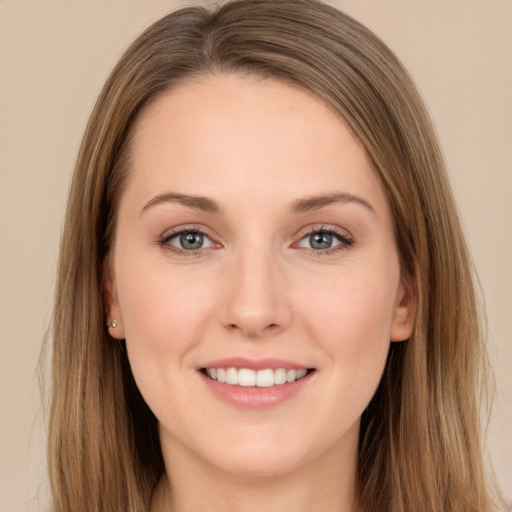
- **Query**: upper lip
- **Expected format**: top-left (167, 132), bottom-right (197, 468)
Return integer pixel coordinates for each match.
top-left (199, 357), bottom-right (312, 371)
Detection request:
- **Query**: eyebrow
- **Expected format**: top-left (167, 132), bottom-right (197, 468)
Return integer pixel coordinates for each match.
top-left (289, 192), bottom-right (376, 215)
top-left (141, 192), bottom-right (222, 215)
top-left (140, 191), bottom-right (376, 216)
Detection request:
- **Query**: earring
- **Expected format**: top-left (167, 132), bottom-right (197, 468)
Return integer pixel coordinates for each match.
top-left (109, 319), bottom-right (117, 329)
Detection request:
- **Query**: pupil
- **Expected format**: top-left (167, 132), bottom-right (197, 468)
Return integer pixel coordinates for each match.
top-left (180, 232), bottom-right (203, 250)
top-left (311, 232), bottom-right (332, 250)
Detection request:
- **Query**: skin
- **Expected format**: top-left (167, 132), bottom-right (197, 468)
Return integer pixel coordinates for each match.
top-left (105, 74), bottom-right (415, 512)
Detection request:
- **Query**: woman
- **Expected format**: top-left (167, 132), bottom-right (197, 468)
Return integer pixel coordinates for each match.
top-left (47, 0), bottom-right (506, 511)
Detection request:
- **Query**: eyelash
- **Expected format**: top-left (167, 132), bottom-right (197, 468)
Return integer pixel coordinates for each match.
top-left (158, 226), bottom-right (353, 257)
top-left (294, 226), bottom-right (354, 256)
top-left (158, 226), bottom-right (217, 257)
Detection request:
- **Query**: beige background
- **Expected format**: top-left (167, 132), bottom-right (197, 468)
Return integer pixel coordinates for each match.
top-left (0, 1), bottom-right (510, 510)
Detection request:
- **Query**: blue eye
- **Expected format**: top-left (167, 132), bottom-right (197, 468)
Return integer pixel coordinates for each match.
top-left (309, 232), bottom-right (334, 250)
top-left (164, 230), bottom-right (214, 251)
top-left (297, 229), bottom-right (351, 251)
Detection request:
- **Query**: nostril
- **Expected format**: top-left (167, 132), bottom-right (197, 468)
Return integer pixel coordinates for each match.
top-left (228, 322), bottom-right (277, 329)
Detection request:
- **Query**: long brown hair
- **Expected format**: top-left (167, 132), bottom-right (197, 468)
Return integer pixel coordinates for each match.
top-left (47, 1), bottom-right (505, 510)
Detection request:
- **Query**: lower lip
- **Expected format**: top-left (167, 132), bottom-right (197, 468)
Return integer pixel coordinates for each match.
top-left (200, 371), bottom-right (314, 409)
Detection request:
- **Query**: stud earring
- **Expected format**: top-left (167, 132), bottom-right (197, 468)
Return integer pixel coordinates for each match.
top-left (109, 319), bottom-right (117, 329)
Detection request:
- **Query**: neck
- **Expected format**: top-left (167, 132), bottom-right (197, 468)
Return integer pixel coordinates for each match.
top-left (151, 433), bottom-right (361, 512)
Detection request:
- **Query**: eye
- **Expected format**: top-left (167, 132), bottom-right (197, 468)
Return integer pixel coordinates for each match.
top-left (296, 228), bottom-right (352, 252)
top-left (162, 230), bottom-right (214, 251)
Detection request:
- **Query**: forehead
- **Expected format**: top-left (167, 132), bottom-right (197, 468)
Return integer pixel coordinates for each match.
top-left (122, 73), bottom-right (389, 217)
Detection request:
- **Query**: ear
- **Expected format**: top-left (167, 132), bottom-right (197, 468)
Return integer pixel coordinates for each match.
top-left (103, 257), bottom-right (125, 340)
top-left (390, 274), bottom-right (415, 342)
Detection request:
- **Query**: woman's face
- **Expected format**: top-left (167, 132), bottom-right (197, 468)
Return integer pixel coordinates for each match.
top-left (106, 74), bottom-right (414, 477)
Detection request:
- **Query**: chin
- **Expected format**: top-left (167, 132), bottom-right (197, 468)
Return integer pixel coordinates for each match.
top-left (194, 424), bottom-right (346, 479)
top-left (210, 446), bottom-right (307, 478)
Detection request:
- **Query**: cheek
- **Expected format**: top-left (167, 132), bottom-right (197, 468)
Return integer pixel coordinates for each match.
top-left (114, 254), bottom-right (217, 388)
top-left (300, 270), bottom-right (398, 401)
top-left (118, 264), bottom-right (215, 350)
top-left (305, 270), bottom-right (398, 346)
top-left (115, 264), bottom-right (220, 427)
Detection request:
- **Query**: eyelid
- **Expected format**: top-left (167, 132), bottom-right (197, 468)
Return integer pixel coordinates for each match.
top-left (294, 223), bottom-right (352, 240)
top-left (157, 223), bottom-right (353, 256)
top-left (292, 225), bottom-right (354, 253)
top-left (158, 224), bottom-right (222, 254)
top-left (166, 230), bottom-right (214, 249)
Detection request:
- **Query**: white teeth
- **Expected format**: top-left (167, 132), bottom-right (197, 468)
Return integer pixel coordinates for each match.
top-left (226, 367), bottom-right (238, 385)
top-left (296, 369), bottom-right (307, 379)
top-left (256, 369), bottom-right (274, 387)
top-left (217, 368), bottom-right (226, 383)
top-left (286, 369), bottom-right (296, 382)
top-left (204, 367), bottom-right (310, 387)
top-left (274, 368), bottom-right (287, 385)
top-left (238, 368), bottom-right (256, 387)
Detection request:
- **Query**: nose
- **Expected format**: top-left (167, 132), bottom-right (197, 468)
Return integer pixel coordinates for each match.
top-left (219, 248), bottom-right (292, 340)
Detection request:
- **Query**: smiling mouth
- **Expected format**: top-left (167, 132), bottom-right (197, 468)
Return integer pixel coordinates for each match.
top-left (201, 367), bottom-right (315, 387)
